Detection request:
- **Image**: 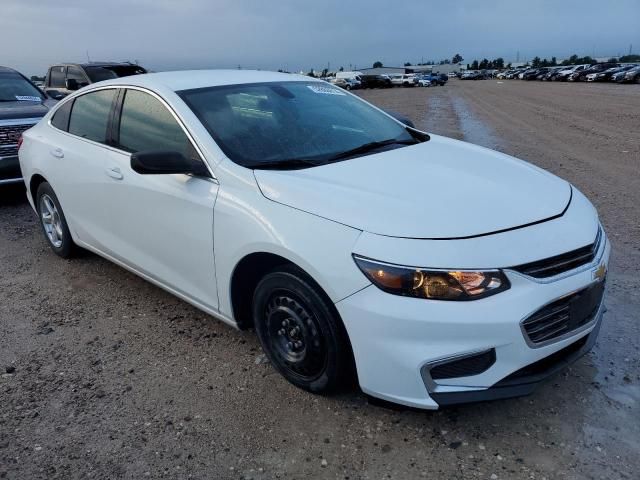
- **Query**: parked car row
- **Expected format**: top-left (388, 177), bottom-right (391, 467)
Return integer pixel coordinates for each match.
top-left (495, 63), bottom-right (640, 83)
top-left (327, 72), bottom-right (448, 89)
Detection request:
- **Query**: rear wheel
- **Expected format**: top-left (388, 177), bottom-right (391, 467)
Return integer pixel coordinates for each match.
top-left (253, 266), bottom-right (354, 393)
top-left (36, 182), bottom-right (76, 258)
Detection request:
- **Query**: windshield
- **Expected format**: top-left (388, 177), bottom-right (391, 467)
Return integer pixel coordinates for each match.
top-left (85, 65), bottom-right (147, 82)
top-left (178, 81), bottom-right (418, 168)
top-left (0, 72), bottom-right (44, 102)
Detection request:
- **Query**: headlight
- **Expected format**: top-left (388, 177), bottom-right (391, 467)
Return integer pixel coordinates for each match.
top-left (353, 256), bottom-right (510, 301)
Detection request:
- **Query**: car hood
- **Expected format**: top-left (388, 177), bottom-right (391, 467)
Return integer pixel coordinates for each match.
top-left (0, 99), bottom-right (55, 121)
top-left (254, 134), bottom-right (571, 239)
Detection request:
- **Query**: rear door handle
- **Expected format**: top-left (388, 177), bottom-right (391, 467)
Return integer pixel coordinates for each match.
top-left (50, 148), bottom-right (64, 158)
top-left (106, 166), bottom-right (123, 180)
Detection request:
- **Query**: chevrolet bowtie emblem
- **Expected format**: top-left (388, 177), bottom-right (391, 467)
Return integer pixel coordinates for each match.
top-left (593, 263), bottom-right (607, 282)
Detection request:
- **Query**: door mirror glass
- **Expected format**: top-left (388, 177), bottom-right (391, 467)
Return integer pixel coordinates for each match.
top-left (130, 150), bottom-right (209, 176)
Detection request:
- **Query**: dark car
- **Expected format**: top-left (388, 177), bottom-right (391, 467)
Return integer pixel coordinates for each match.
top-left (589, 65), bottom-right (635, 82)
top-left (359, 74), bottom-right (392, 89)
top-left (43, 62), bottom-right (147, 99)
top-left (0, 66), bottom-right (56, 185)
top-left (618, 65), bottom-right (640, 83)
top-left (522, 68), bottom-right (547, 80)
top-left (568, 63), bottom-right (617, 82)
top-left (461, 71), bottom-right (487, 80)
top-left (534, 68), bottom-right (553, 80)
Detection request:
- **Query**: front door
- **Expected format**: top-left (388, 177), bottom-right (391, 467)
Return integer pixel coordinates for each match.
top-left (100, 88), bottom-right (219, 310)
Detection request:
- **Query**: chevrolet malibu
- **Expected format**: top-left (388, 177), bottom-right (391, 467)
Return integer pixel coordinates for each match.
top-left (19, 71), bottom-right (610, 409)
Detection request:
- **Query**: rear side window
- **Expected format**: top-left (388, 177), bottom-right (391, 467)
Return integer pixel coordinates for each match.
top-left (50, 100), bottom-right (73, 131)
top-left (68, 89), bottom-right (116, 144)
top-left (117, 89), bottom-right (195, 159)
top-left (49, 66), bottom-right (66, 88)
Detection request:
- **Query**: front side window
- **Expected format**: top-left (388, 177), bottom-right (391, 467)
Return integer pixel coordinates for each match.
top-left (178, 81), bottom-right (420, 168)
top-left (49, 66), bottom-right (66, 88)
top-left (68, 89), bottom-right (116, 143)
top-left (117, 89), bottom-right (195, 159)
top-left (0, 71), bottom-right (45, 102)
top-left (66, 66), bottom-right (89, 88)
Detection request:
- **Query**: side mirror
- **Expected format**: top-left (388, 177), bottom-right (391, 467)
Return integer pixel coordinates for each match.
top-left (65, 78), bottom-right (79, 91)
top-left (130, 150), bottom-right (209, 177)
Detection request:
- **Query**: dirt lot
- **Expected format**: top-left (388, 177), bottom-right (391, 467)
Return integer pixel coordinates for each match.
top-left (1, 80), bottom-right (639, 480)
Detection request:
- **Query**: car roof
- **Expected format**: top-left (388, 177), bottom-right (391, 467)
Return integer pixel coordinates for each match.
top-left (55, 62), bottom-right (141, 68)
top-left (0, 66), bottom-right (19, 74)
top-left (93, 69), bottom-right (319, 92)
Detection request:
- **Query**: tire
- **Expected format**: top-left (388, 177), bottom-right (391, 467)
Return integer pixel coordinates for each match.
top-left (252, 265), bottom-right (355, 393)
top-left (36, 182), bottom-right (76, 258)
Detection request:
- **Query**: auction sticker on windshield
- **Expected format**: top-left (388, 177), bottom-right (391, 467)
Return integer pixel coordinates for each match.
top-left (307, 85), bottom-right (346, 95)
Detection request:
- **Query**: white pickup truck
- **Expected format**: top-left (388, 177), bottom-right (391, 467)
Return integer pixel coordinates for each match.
top-left (390, 74), bottom-right (417, 87)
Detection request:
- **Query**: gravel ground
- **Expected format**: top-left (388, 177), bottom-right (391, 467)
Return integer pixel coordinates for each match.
top-left (1, 80), bottom-right (639, 480)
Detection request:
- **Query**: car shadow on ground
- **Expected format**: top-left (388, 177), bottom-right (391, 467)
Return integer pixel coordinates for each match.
top-left (0, 184), bottom-right (29, 206)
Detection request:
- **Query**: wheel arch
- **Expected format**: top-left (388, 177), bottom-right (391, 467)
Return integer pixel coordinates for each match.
top-left (29, 173), bottom-right (48, 204)
top-left (229, 251), bottom-right (343, 332)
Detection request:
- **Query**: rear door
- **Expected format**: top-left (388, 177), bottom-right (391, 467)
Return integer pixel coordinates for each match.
top-left (44, 88), bottom-right (119, 250)
top-left (99, 87), bottom-right (219, 309)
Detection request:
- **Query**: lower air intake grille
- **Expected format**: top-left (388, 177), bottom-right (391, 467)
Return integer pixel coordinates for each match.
top-left (430, 349), bottom-right (496, 380)
top-left (522, 281), bottom-right (604, 345)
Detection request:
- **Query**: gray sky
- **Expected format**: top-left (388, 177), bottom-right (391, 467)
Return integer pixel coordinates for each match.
top-left (2, 0), bottom-right (639, 76)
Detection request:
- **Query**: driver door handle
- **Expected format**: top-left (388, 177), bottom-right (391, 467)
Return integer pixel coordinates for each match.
top-left (106, 166), bottom-right (123, 180)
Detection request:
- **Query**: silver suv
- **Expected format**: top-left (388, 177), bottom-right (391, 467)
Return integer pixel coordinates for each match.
top-left (0, 66), bottom-right (55, 185)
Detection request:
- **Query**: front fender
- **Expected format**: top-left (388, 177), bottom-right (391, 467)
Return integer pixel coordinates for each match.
top-left (213, 160), bottom-right (370, 319)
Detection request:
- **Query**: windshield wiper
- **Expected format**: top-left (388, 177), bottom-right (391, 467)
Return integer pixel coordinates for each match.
top-left (245, 136), bottom-right (421, 170)
top-left (325, 138), bottom-right (419, 162)
top-left (246, 158), bottom-right (321, 170)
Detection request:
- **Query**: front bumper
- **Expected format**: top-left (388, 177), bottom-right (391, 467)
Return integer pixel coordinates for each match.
top-left (336, 233), bottom-right (610, 409)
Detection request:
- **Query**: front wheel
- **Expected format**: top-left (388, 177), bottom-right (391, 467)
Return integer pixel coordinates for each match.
top-left (253, 266), bottom-right (355, 393)
top-left (36, 182), bottom-right (77, 258)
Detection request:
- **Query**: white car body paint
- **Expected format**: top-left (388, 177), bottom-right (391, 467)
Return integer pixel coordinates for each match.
top-left (19, 70), bottom-right (609, 409)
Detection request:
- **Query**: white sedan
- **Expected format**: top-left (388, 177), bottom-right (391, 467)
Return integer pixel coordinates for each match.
top-left (19, 70), bottom-right (609, 409)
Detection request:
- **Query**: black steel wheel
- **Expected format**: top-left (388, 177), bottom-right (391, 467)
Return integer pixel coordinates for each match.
top-left (253, 265), bottom-right (355, 393)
